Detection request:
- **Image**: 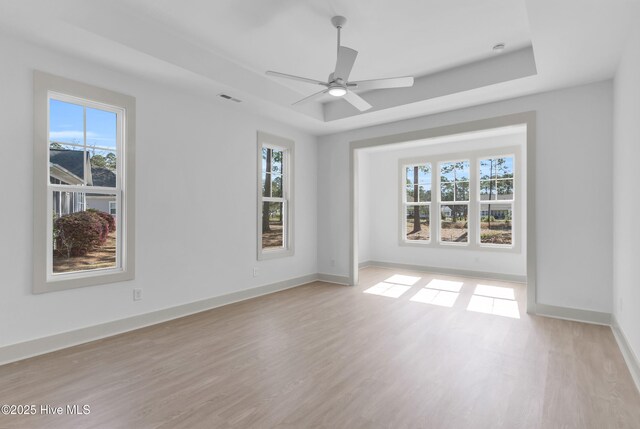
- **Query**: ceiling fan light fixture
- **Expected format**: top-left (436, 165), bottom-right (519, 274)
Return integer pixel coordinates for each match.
top-left (328, 86), bottom-right (347, 97)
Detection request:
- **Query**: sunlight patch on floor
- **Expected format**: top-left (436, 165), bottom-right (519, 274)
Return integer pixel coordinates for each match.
top-left (467, 294), bottom-right (520, 318)
top-left (474, 284), bottom-right (515, 300)
top-left (384, 274), bottom-right (421, 286)
top-left (425, 279), bottom-right (463, 292)
top-left (410, 288), bottom-right (459, 307)
top-left (364, 282), bottom-right (411, 298)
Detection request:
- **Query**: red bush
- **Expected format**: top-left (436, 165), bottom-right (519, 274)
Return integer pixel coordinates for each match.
top-left (87, 209), bottom-right (116, 233)
top-left (55, 211), bottom-right (107, 257)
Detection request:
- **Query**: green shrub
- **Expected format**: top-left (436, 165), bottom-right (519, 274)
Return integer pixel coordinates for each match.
top-left (55, 211), bottom-right (105, 257)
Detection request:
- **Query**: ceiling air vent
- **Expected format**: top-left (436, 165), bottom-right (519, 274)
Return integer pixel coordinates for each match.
top-left (218, 93), bottom-right (242, 103)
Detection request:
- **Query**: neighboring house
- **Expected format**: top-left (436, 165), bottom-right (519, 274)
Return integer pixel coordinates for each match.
top-left (49, 149), bottom-right (116, 218)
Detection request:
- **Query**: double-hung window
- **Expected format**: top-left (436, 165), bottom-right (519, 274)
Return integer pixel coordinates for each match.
top-left (33, 71), bottom-right (135, 293)
top-left (400, 147), bottom-right (519, 251)
top-left (479, 156), bottom-right (514, 246)
top-left (257, 131), bottom-right (294, 259)
top-left (439, 160), bottom-right (470, 244)
top-left (403, 163), bottom-right (432, 241)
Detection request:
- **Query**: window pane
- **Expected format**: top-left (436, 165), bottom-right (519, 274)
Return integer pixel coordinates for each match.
top-left (86, 107), bottom-right (117, 150)
top-left (440, 163), bottom-right (455, 182)
top-left (480, 159), bottom-right (494, 180)
top-left (405, 166), bottom-right (415, 186)
top-left (271, 174), bottom-right (283, 198)
top-left (50, 144), bottom-right (85, 185)
top-left (496, 157), bottom-right (514, 179)
top-left (480, 157), bottom-right (514, 180)
top-left (88, 148), bottom-right (117, 188)
top-left (440, 204), bottom-right (468, 243)
top-left (53, 193), bottom-right (117, 274)
top-left (262, 147), bottom-right (269, 172)
top-left (440, 182), bottom-right (454, 201)
top-left (480, 203), bottom-right (512, 245)
top-left (418, 164), bottom-right (431, 184)
top-left (497, 179), bottom-right (514, 200)
top-left (440, 161), bottom-right (469, 202)
top-left (480, 180), bottom-right (495, 201)
top-left (271, 149), bottom-right (283, 174)
top-left (262, 171), bottom-right (271, 197)
top-left (455, 181), bottom-right (469, 201)
top-left (418, 185), bottom-right (431, 202)
top-left (405, 205), bottom-right (430, 241)
top-left (406, 185), bottom-right (415, 202)
top-left (49, 99), bottom-right (84, 146)
top-left (262, 202), bottom-right (284, 249)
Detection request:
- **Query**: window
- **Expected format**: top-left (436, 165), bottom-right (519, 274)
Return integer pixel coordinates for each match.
top-left (33, 71), bottom-right (135, 293)
top-left (257, 131), bottom-right (294, 259)
top-left (399, 147), bottom-right (519, 251)
top-left (479, 156), bottom-right (514, 246)
top-left (439, 160), bottom-right (470, 244)
top-left (403, 163), bottom-right (431, 241)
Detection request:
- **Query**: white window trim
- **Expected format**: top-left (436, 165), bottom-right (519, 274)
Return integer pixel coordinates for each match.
top-left (401, 163), bottom-right (433, 244)
top-left (398, 145), bottom-right (521, 253)
top-left (257, 131), bottom-right (294, 260)
top-left (33, 71), bottom-right (136, 293)
top-left (477, 153), bottom-right (516, 249)
top-left (437, 158), bottom-right (471, 246)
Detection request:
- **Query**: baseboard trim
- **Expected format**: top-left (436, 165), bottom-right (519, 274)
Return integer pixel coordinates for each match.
top-left (0, 273), bottom-right (318, 366)
top-left (317, 273), bottom-right (351, 285)
top-left (534, 303), bottom-right (611, 326)
top-left (611, 314), bottom-right (640, 393)
top-left (362, 260), bottom-right (527, 283)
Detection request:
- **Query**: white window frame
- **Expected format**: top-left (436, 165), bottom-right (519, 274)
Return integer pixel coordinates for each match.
top-left (398, 146), bottom-right (521, 253)
top-left (109, 201), bottom-right (117, 215)
top-left (257, 131), bottom-right (294, 260)
top-left (437, 158), bottom-right (471, 246)
top-left (477, 153), bottom-right (516, 249)
top-left (400, 162), bottom-right (433, 244)
top-left (33, 71), bottom-right (136, 293)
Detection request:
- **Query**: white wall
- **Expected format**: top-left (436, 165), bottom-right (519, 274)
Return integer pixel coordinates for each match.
top-left (359, 133), bottom-right (526, 277)
top-left (613, 24), bottom-right (640, 361)
top-left (357, 151), bottom-right (371, 264)
top-left (0, 36), bottom-right (318, 348)
top-left (319, 81), bottom-right (614, 313)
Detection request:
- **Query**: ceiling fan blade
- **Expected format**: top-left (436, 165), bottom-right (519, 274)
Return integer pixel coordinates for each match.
top-left (342, 91), bottom-right (372, 112)
top-left (293, 89), bottom-right (329, 106)
top-left (266, 71), bottom-right (328, 86)
top-left (334, 46), bottom-right (358, 81)
top-left (348, 76), bottom-right (414, 91)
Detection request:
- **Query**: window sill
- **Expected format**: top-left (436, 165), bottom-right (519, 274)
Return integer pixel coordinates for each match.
top-left (257, 248), bottom-right (294, 261)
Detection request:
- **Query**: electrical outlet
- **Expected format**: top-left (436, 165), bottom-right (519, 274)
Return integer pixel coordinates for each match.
top-left (253, 268), bottom-right (259, 277)
top-left (133, 288), bottom-right (142, 301)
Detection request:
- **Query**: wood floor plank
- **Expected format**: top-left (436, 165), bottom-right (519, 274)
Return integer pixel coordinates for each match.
top-left (1, 267), bottom-right (639, 428)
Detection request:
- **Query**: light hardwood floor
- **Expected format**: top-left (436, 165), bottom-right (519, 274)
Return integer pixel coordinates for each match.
top-left (1, 267), bottom-right (639, 428)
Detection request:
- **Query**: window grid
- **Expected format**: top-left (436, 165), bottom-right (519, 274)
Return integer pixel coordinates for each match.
top-left (439, 160), bottom-right (470, 245)
top-left (403, 164), bottom-right (432, 242)
top-left (478, 156), bottom-right (515, 247)
top-left (258, 133), bottom-right (294, 260)
top-left (399, 151), bottom-right (517, 251)
top-left (47, 93), bottom-right (124, 279)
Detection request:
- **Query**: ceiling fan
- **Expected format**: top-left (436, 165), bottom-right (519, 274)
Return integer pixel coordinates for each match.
top-left (266, 16), bottom-right (414, 112)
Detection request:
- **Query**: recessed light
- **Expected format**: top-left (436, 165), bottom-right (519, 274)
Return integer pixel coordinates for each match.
top-left (492, 43), bottom-right (506, 53)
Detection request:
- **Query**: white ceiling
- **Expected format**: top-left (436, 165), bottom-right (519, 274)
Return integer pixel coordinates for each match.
top-left (114, 0), bottom-right (532, 89)
top-left (0, 0), bottom-right (638, 135)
